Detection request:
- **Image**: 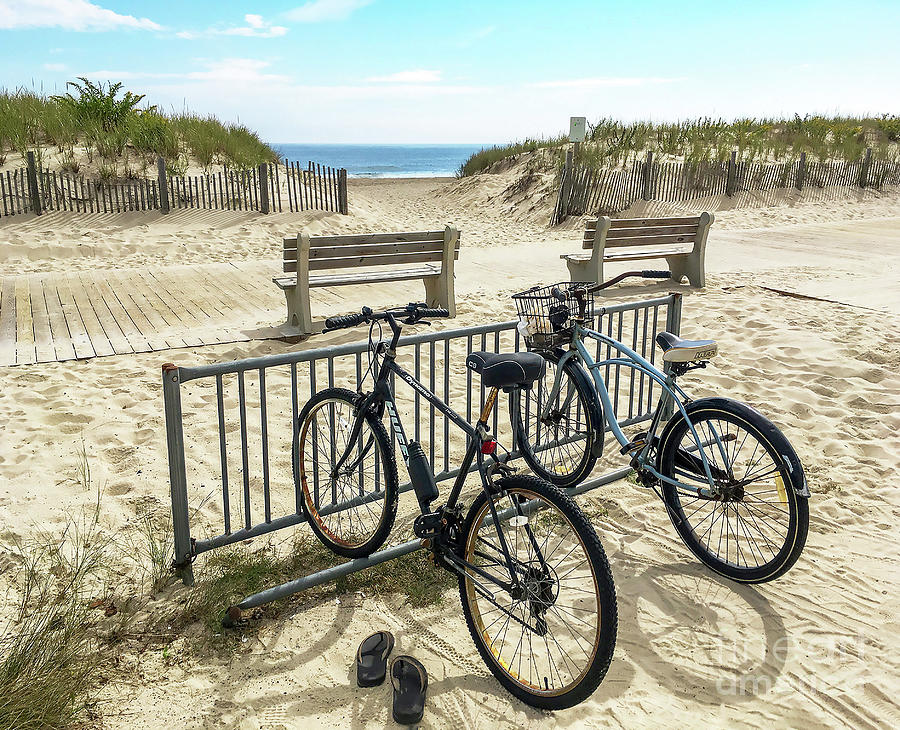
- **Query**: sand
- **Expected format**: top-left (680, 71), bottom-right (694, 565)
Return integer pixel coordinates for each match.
top-left (1, 170), bottom-right (899, 728)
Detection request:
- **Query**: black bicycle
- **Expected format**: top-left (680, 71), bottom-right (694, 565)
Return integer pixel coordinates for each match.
top-left (295, 302), bottom-right (617, 709)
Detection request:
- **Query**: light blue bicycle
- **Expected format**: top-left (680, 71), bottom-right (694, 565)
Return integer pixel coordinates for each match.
top-left (511, 272), bottom-right (809, 583)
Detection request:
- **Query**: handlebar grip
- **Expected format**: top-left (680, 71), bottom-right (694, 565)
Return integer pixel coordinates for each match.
top-left (417, 308), bottom-right (450, 319)
top-left (641, 270), bottom-right (671, 279)
top-left (324, 312), bottom-right (366, 330)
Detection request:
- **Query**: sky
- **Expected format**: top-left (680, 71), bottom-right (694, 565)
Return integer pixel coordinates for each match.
top-left (1, 0), bottom-right (899, 144)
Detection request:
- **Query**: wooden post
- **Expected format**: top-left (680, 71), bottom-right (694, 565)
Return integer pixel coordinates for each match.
top-left (641, 151), bottom-right (654, 201)
top-left (157, 157), bottom-right (170, 213)
top-left (795, 152), bottom-right (807, 191)
top-left (26, 151), bottom-right (42, 215)
top-left (725, 150), bottom-right (737, 197)
top-left (258, 163), bottom-right (270, 213)
top-left (858, 147), bottom-right (872, 188)
top-left (553, 148), bottom-right (574, 224)
top-left (339, 168), bottom-right (349, 214)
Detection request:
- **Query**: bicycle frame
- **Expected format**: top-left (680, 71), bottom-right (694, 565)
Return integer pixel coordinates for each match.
top-left (325, 322), bottom-right (554, 612)
top-left (544, 322), bottom-right (725, 496)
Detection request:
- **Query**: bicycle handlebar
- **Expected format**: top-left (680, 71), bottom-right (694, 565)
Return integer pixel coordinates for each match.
top-left (323, 303), bottom-right (450, 332)
top-left (552, 270), bottom-right (673, 302)
top-left (324, 310), bottom-right (370, 330)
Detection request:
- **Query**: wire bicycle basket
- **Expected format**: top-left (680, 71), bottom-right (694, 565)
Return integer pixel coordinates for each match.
top-left (512, 282), bottom-right (595, 351)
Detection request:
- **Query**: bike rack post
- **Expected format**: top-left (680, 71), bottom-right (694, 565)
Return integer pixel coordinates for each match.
top-left (163, 362), bottom-right (195, 586)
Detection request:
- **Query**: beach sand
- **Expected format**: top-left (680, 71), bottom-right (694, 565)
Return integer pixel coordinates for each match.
top-left (0, 172), bottom-right (898, 728)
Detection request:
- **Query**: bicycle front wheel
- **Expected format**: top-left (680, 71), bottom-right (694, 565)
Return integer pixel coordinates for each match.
top-left (457, 475), bottom-right (617, 710)
top-left (657, 397), bottom-right (809, 583)
top-left (512, 353), bottom-right (601, 488)
top-left (294, 388), bottom-right (398, 558)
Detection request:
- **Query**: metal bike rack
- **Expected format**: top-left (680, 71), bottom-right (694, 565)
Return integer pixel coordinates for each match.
top-left (164, 294), bottom-right (682, 602)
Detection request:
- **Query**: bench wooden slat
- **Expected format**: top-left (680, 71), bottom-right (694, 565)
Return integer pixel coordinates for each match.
top-left (602, 233), bottom-right (698, 249)
top-left (284, 239), bottom-right (461, 261)
top-left (273, 264), bottom-right (440, 289)
top-left (284, 230), bottom-right (444, 247)
top-left (563, 247), bottom-right (693, 263)
top-left (583, 224), bottom-right (697, 242)
top-left (585, 215), bottom-right (701, 230)
top-left (603, 248), bottom-right (693, 261)
top-left (282, 249), bottom-right (460, 272)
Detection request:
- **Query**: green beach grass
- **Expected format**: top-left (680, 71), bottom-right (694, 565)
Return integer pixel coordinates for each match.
top-left (0, 79), bottom-right (278, 177)
top-left (459, 115), bottom-right (900, 176)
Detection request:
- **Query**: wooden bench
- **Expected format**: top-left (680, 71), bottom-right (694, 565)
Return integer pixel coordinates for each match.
top-left (273, 226), bottom-right (460, 333)
top-left (561, 212), bottom-right (714, 287)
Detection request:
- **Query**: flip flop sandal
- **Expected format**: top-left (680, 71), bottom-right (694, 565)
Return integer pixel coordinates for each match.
top-left (356, 631), bottom-right (395, 687)
top-left (390, 655), bottom-right (427, 725)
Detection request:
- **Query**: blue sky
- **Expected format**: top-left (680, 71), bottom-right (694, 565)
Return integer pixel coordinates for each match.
top-left (1, 0), bottom-right (898, 143)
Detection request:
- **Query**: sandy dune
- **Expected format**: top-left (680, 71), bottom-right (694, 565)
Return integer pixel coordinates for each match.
top-left (0, 177), bottom-right (898, 728)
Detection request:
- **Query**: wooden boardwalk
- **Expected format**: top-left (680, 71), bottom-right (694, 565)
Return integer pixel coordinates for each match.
top-left (0, 262), bottom-right (289, 366)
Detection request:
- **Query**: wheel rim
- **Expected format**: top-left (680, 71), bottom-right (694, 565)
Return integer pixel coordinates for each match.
top-left (667, 414), bottom-right (794, 571)
top-left (463, 488), bottom-right (602, 696)
top-left (298, 398), bottom-right (388, 549)
top-left (519, 361), bottom-right (591, 478)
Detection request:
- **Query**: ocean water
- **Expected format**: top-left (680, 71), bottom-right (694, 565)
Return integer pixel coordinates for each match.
top-left (269, 143), bottom-right (486, 178)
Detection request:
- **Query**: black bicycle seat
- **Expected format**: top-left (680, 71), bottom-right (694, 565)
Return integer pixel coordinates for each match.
top-left (466, 351), bottom-right (546, 388)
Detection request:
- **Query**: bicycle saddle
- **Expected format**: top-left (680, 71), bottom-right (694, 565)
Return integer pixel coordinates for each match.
top-left (466, 351), bottom-right (546, 388)
top-left (656, 332), bottom-right (718, 363)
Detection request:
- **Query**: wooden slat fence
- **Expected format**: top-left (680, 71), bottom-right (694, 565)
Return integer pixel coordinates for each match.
top-left (0, 156), bottom-right (348, 219)
top-left (552, 149), bottom-right (900, 224)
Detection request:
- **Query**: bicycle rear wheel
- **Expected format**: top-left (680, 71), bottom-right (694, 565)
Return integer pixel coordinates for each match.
top-left (511, 353), bottom-right (601, 487)
top-left (457, 475), bottom-right (617, 709)
top-left (294, 388), bottom-right (398, 558)
top-left (657, 397), bottom-right (809, 583)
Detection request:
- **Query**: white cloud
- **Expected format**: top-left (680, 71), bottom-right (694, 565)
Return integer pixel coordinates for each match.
top-left (0, 0), bottom-right (161, 31)
top-left (530, 77), bottom-right (686, 89)
top-left (285, 0), bottom-right (373, 23)
top-left (186, 58), bottom-right (290, 84)
top-left (367, 70), bottom-right (441, 83)
top-left (42, 62), bottom-right (67, 71)
top-left (176, 14), bottom-right (288, 40)
top-left (82, 58), bottom-right (290, 85)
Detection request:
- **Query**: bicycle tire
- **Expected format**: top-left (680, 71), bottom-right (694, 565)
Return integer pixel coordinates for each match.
top-left (511, 352), bottom-right (602, 487)
top-left (657, 397), bottom-right (809, 583)
top-left (457, 475), bottom-right (617, 709)
top-left (294, 387), bottom-right (399, 558)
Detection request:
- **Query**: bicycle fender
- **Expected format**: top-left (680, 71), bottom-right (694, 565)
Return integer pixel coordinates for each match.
top-left (556, 349), bottom-right (605, 459)
top-left (657, 397), bottom-right (809, 497)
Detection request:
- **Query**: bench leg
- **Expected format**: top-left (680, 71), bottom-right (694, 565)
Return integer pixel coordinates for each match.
top-left (423, 274), bottom-right (456, 317)
top-left (566, 257), bottom-right (603, 284)
top-left (283, 286), bottom-right (314, 333)
top-left (666, 254), bottom-right (705, 288)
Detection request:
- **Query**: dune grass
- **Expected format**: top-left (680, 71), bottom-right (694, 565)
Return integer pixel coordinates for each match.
top-left (0, 79), bottom-right (278, 177)
top-left (458, 115), bottom-right (900, 176)
top-left (456, 135), bottom-right (567, 177)
top-left (0, 448), bottom-right (178, 729)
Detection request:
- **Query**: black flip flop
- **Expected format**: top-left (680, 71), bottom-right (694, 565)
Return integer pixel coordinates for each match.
top-left (356, 631), bottom-right (394, 687)
top-left (390, 655), bottom-right (427, 725)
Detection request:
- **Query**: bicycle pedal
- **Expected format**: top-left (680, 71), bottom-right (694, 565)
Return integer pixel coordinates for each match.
top-left (413, 512), bottom-right (443, 540)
